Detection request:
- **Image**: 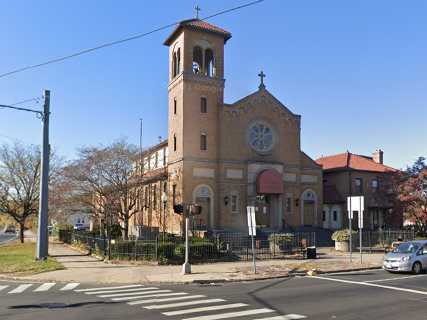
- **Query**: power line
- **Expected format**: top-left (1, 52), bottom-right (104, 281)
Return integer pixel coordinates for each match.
top-left (0, 0), bottom-right (265, 79)
top-left (11, 97), bottom-right (42, 106)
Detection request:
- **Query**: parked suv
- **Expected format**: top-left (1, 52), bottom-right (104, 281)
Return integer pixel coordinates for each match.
top-left (383, 240), bottom-right (427, 274)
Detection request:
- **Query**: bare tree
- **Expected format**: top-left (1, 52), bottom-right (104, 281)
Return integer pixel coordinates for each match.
top-left (0, 143), bottom-right (41, 243)
top-left (65, 141), bottom-right (140, 240)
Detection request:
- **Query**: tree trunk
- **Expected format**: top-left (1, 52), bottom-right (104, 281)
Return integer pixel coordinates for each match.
top-left (123, 219), bottom-right (129, 240)
top-left (19, 222), bottom-right (25, 243)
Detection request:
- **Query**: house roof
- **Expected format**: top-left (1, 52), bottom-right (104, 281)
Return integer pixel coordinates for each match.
top-left (316, 152), bottom-right (397, 173)
top-left (164, 19), bottom-right (232, 46)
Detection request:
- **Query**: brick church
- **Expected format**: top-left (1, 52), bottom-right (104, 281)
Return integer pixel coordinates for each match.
top-left (130, 18), bottom-right (325, 237)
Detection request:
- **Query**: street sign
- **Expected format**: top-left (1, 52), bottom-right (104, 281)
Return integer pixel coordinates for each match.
top-left (246, 206), bottom-right (256, 236)
top-left (347, 196), bottom-right (364, 218)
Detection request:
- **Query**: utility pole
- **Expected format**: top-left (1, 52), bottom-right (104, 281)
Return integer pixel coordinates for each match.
top-left (36, 90), bottom-right (50, 260)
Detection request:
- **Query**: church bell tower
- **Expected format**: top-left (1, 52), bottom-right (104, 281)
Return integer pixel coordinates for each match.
top-left (164, 18), bottom-right (231, 229)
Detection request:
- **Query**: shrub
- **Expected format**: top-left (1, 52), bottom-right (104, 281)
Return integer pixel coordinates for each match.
top-left (332, 229), bottom-right (357, 242)
top-left (174, 241), bottom-right (218, 261)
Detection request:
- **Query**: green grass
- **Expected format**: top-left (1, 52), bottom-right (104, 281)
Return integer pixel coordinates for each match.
top-left (0, 242), bottom-right (64, 275)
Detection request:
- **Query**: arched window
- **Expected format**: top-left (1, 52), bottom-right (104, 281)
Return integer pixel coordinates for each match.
top-left (193, 46), bottom-right (203, 74)
top-left (205, 49), bottom-right (215, 77)
top-left (173, 134), bottom-right (177, 151)
top-left (172, 52), bottom-right (177, 78)
top-left (200, 133), bottom-right (207, 151)
top-left (176, 48), bottom-right (181, 75)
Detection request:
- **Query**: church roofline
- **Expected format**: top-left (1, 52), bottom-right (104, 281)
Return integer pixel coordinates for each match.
top-left (224, 87), bottom-right (301, 118)
top-left (164, 18), bottom-right (232, 46)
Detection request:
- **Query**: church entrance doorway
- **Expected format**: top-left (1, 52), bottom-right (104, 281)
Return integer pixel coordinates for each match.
top-left (301, 189), bottom-right (317, 226)
top-left (193, 185), bottom-right (213, 231)
top-left (255, 169), bottom-right (284, 230)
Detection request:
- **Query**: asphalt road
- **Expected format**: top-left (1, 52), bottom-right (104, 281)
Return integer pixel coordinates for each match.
top-left (1, 269), bottom-right (427, 320)
top-left (0, 232), bottom-right (17, 244)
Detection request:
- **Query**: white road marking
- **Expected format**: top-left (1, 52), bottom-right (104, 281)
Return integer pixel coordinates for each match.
top-left (253, 315), bottom-right (307, 320)
top-left (33, 283), bottom-right (56, 292)
top-left (364, 274), bottom-right (427, 283)
top-left (144, 298), bottom-right (225, 309)
top-left (60, 283), bottom-right (80, 291)
top-left (75, 284), bottom-right (143, 292)
top-left (162, 303), bottom-right (247, 316)
top-left (8, 284), bottom-right (33, 294)
top-left (115, 292), bottom-right (188, 302)
top-left (0, 285), bottom-right (9, 292)
top-left (182, 308), bottom-right (274, 320)
top-left (311, 275), bottom-right (427, 295)
top-left (99, 289), bottom-right (168, 298)
top-left (127, 294), bottom-right (205, 305)
top-left (85, 287), bottom-right (157, 295)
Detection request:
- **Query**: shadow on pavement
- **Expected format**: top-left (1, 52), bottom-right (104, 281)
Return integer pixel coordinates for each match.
top-left (9, 301), bottom-right (119, 310)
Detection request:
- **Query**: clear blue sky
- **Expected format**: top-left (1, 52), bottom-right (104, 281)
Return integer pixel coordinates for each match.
top-left (0, 0), bottom-right (426, 169)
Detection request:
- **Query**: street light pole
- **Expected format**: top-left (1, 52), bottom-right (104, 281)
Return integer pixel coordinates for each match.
top-left (0, 90), bottom-right (50, 260)
top-left (36, 90), bottom-right (50, 260)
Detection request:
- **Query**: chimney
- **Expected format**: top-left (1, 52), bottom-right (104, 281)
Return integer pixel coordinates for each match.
top-left (372, 149), bottom-right (384, 164)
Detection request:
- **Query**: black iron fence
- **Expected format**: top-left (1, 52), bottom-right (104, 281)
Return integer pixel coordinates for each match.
top-left (59, 230), bottom-right (316, 263)
top-left (355, 229), bottom-right (415, 249)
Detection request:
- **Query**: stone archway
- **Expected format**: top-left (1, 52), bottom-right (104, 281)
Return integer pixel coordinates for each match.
top-left (192, 184), bottom-right (214, 230)
top-left (300, 189), bottom-right (318, 226)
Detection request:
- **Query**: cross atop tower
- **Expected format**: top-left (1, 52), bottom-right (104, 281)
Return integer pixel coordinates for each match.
top-left (195, 5), bottom-right (201, 19)
top-left (258, 71), bottom-right (266, 89)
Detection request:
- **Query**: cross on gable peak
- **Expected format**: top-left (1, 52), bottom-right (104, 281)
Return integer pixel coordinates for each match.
top-left (194, 5), bottom-right (201, 19)
top-left (258, 70), bottom-right (266, 90)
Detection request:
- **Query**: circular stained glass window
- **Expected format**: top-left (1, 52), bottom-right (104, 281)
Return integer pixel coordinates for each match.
top-left (247, 121), bottom-right (275, 153)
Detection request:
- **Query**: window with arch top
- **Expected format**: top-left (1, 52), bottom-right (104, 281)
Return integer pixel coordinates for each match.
top-left (205, 48), bottom-right (215, 77)
top-left (193, 46), bottom-right (203, 74)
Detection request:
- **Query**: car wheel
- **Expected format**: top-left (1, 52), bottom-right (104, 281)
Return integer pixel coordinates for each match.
top-left (412, 262), bottom-right (422, 274)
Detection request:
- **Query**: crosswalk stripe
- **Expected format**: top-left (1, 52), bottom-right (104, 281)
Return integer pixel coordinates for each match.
top-left (60, 283), bottom-right (80, 291)
top-left (144, 298), bottom-right (225, 310)
top-left (253, 315), bottom-right (307, 320)
top-left (8, 284), bottom-right (33, 294)
top-left (127, 294), bottom-right (204, 305)
top-left (99, 289), bottom-right (165, 298)
top-left (182, 308), bottom-right (275, 320)
top-left (162, 303), bottom-right (248, 316)
top-left (0, 285), bottom-right (9, 292)
top-left (85, 287), bottom-right (157, 295)
top-left (33, 283), bottom-right (56, 292)
top-left (75, 284), bottom-right (143, 292)
top-left (114, 291), bottom-right (185, 301)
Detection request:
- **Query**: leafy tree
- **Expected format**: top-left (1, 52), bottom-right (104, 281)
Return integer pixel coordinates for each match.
top-left (396, 157), bottom-right (427, 235)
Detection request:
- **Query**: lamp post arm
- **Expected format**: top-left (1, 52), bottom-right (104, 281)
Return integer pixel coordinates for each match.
top-left (0, 104), bottom-right (44, 119)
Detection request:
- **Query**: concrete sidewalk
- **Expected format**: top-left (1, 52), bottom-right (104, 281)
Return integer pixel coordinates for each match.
top-left (15, 242), bottom-right (384, 284)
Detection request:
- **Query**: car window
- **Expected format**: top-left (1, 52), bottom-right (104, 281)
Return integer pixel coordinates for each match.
top-left (423, 245), bottom-right (427, 254)
top-left (393, 242), bottom-right (419, 254)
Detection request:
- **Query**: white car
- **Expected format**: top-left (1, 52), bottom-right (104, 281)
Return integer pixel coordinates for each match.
top-left (383, 240), bottom-right (427, 274)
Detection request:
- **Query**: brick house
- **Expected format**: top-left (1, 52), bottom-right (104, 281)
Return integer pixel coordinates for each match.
top-left (316, 150), bottom-right (403, 230)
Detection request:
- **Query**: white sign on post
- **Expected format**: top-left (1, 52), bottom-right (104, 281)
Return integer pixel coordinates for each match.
top-left (347, 196), bottom-right (364, 219)
top-left (246, 206), bottom-right (256, 236)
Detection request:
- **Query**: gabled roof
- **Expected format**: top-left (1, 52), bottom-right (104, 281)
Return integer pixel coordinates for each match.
top-left (225, 87), bottom-right (300, 118)
top-left (164, 19), bottom-right (232, 46)
top-left (316, 152), bottom-right (397, 173)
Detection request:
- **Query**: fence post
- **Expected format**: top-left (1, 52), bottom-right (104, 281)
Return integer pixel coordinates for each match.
top-left (273, 234), bottom-right (276, 258)
top-left (155, 236), bottom-right (158, 261)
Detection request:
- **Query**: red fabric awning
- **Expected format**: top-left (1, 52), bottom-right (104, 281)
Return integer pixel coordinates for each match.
top-left (256, 169), bottom-right (284, 194)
